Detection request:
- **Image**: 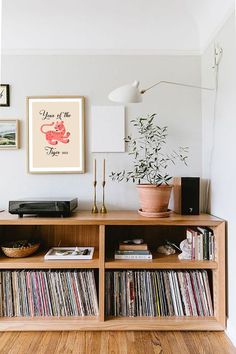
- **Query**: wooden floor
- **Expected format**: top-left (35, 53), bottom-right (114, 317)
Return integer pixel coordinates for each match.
top-left (0, 332), bottom-right (235, 354)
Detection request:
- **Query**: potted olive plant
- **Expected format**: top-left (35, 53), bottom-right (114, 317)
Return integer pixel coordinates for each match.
top-left (110, 114), bottom-right (188, 216)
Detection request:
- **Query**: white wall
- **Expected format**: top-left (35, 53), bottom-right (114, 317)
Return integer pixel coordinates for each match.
top-left (202, 13), bottom-right (236, 345)
top-left (186, 0), bottom-right (234, 52)
top-left (0, 54), bottom-right (202, 210)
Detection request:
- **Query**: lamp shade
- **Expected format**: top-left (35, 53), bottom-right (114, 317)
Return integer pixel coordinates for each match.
top-left (108, 80), bottom-right (143, 103)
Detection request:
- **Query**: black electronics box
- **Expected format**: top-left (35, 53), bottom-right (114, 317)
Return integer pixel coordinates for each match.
top-left (173, 177), bottom-right (200, 215)
top-left (9, 198), bottom-right (78, 218)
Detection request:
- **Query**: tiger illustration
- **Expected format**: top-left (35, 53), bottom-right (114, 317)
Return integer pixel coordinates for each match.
top-left (40, 121), bottom-right (70, 145)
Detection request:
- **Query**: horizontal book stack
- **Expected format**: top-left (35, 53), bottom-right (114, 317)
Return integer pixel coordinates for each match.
top-left (0, 270), bottom-right (99, 317)
top-left (105, 270), bottom-right (213, 317)
top-left (114, 241), bottom-right (152, 260)
top-left (187, 227), bottom-right (215, 260)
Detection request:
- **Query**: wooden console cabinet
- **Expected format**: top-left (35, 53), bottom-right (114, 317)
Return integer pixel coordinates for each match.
top-left (0, 211), bottom-right (225, 331)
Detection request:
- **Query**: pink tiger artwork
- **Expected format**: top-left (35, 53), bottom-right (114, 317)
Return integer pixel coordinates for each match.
top-left (40, 121), bottom-right (70, 145)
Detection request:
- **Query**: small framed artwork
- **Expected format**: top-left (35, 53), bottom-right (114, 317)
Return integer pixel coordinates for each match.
top-left (0, 120), bottom-right (19, 149)
top-left (91, 106), bottom-right (125, 152)
top-left (27, 96), bottom-right (85, 173)
top-left (0, 84), bottom-right (10, 107)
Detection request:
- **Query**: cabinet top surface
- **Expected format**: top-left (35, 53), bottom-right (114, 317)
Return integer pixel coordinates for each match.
top-left (0, 210), bottom-right (224, 226)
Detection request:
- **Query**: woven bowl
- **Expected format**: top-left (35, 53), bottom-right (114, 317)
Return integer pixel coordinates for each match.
top-left (1, 241), bottom-right (40, 258)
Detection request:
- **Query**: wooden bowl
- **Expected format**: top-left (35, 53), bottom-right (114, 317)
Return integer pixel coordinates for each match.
top-left (1, 241), bottom-right (40, 258)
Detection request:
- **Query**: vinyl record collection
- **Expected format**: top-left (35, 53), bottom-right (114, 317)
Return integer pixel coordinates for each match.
top-left (0, 270), bottom-right (99, 317)
top-left (105, 270), bottom-right (213, 317)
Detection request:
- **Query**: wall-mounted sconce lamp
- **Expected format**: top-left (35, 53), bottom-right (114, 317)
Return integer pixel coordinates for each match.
top-left (108, 80), bottom-right (215, 104)
top-left (108, 46), bottom-right (223, 104)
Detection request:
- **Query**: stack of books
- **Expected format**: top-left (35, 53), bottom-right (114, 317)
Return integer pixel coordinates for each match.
top-left (0, 270), bottom-right (99, 317)
top-left (114, 241), bottom-right (152, 260)
top-left (187, 227), bottom-right (215, 260)
top-left (105, 270), bottom-right (213, 317)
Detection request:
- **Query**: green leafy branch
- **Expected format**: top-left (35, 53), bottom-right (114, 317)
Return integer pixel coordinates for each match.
top-left (110, 113), bottom-right (188, 185)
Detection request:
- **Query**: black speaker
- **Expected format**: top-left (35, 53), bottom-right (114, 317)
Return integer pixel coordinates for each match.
top-left (173, 177), bottom-right (200, 215)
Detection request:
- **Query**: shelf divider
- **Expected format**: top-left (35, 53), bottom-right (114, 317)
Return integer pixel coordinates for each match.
top-left (0, 250), bottom-right (100, 269)
top-left (105, 253), bottom-right (218, 269)
top-left (99, 225), bottom-right (105, 322)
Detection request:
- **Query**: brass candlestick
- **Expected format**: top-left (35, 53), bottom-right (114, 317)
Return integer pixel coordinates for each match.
top-left (100, 180), bottom-right (107, 214)
top-left (91, 180), bottom-right (98, 213)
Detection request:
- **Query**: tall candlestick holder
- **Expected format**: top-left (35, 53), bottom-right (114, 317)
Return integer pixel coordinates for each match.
top-left (91, 180), bottom-right (98, 213)
top-left (100, 180), bottom-right (107, 214)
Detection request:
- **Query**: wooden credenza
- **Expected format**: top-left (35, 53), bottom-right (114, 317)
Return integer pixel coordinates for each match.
top-left (0, 211), bottom-right (225, 331)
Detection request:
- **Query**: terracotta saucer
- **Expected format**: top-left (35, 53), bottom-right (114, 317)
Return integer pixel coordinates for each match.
top-left (138, 209), bottom-right (171, 218)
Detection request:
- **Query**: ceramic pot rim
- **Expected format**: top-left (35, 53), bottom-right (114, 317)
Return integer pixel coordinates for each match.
top-left (136, 184), bottom-right (172, 189)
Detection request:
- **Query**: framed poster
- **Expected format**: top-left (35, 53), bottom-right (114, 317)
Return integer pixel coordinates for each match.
top-left (0, 84), bottom-right (10, 107)
top-left (27, 96), bottom-right (85, 173)
top-left (0, 119), bottom-right (19, 149)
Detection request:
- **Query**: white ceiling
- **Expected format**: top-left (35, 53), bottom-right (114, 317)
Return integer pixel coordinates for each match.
top-left (2, 0), bottom-right (235, 54)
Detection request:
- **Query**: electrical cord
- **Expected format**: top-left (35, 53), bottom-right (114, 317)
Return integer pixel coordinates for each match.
top-left (204, 45), bottom-right (223, 213)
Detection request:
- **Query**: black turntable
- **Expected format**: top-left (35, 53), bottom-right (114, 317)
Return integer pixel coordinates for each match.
top-left (9, 198), bottom-right (78, 217)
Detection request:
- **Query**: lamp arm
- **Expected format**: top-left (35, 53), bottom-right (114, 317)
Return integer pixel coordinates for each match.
top-left (140, 80), bottom-right (215, 94)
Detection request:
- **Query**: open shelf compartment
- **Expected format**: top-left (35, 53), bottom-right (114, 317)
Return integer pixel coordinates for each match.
top-left (105, 225), bottom-right (218, 269)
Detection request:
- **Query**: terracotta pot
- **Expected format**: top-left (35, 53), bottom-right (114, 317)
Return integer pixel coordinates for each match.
top-left (136, 184), bottom-right (172, 213)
